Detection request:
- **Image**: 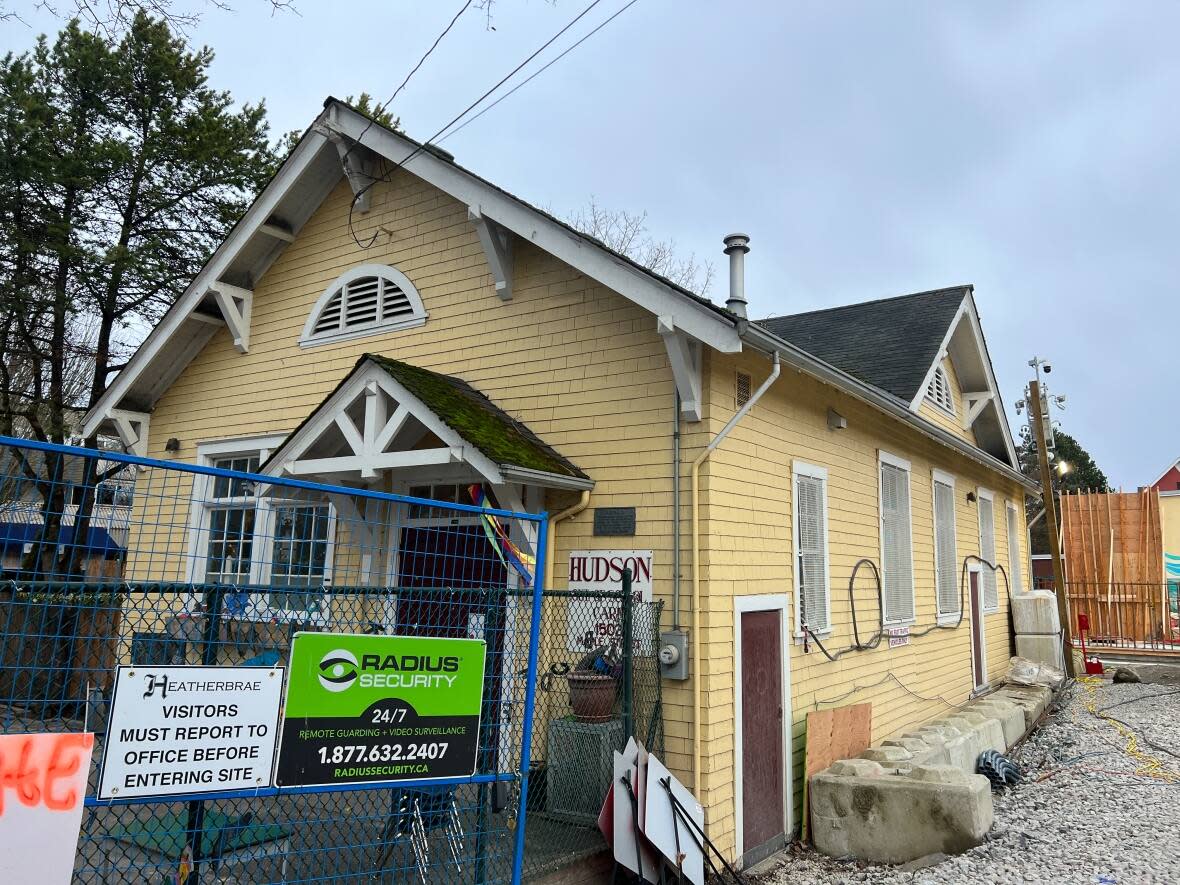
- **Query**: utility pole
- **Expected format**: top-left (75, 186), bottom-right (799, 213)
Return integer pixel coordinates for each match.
top-left (1026, 374), bottom-right (1077, 677)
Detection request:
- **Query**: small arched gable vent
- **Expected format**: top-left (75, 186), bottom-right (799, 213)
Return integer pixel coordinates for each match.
top-left (301, 264), bottom-right (427, 347)
top-left (926, 365), bottom-right (955, 415)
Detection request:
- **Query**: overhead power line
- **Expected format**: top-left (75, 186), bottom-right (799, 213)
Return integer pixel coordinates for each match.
top-left (339, 1), bottom-right (473, 180)
top-left (441, 0), bottom-right (642, 143)
top-left (347, 0), bottom-right (608, 247)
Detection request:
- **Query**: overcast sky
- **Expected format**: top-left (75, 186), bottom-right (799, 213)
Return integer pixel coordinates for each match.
top-left (4, 1), bottom-right (1174, 488)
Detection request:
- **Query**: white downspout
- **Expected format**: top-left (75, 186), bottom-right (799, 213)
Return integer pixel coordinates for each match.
top-left (691, 352), bottom-right (780, 791)
top-left (545, 490), bottom-right (591, 592)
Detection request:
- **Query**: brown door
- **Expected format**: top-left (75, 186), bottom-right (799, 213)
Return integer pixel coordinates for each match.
top-left (741, 610), bottom-right (785, 864)
top-left (969, 569), bottom-right (986, 689)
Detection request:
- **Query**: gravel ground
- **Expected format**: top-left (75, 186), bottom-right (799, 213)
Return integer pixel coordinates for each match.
top-left (763, 677), bottom-right (1180, 885)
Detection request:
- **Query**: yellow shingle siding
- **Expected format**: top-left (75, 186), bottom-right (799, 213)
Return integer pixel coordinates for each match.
top-left (700, 349), bottom-right (1027, 858)
top-left (137, 169), bottom-right (705, 777)
top-left (132, 163), bottom-right (1030, 865)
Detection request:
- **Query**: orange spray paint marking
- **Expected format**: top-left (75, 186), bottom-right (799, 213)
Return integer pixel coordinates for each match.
top-left (0, 733), bottom-right (94, 816)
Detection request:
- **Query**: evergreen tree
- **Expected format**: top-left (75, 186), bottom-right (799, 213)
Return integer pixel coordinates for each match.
top-left (1017, 429), bottom-right (1111, 553)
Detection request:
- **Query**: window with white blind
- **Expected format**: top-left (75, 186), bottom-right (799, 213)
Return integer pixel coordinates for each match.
top-left (926, 365), bottom-right (955, 415)
top-left (933, 470), bottom-right (959, 618)
top-left (879, 452), bottom-right (915, 624)
top-left (1006, 502), bottom-right (1024, 596)
top-left (978, 489), bottom-right (998, 611)
top-left (792, 462), bottom-right (831, 635)
top-left (300, 264), bottom-right (427, 346)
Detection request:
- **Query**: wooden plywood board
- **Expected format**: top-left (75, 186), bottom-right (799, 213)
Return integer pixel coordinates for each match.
top-left (802, 703), bottom-right (872, 842)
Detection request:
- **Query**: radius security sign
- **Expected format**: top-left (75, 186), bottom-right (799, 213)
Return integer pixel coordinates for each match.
top-left (275, 632), bottom-right (487, 787)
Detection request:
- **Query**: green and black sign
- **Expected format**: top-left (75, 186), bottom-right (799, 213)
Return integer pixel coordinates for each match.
top-left (275, 632), bottom-right (487, 787)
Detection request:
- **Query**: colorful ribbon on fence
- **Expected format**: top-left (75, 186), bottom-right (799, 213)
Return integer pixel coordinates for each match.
top-left (468, 485), bottom-right (535, 584)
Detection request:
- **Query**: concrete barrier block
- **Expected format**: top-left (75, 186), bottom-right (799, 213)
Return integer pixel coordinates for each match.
top-left (1015, 634), bottom-right (1065, 670)
top-left (970, 699), bottom-right (1026, 748)
top-left (947, 712), bottom-right (1006, 754)
top-left (859, 745), bottom-right (912, 766)
top-left (1011, 591), bottom-right (1061, 634)
top-left (810, 764), bottom-right (993, 864)
top-left (882, 736), bottom-right (937, 764)
top-left (995, 684), bottom-right (1052, 728)
top-left (827, 758), bottom-right (885, 778)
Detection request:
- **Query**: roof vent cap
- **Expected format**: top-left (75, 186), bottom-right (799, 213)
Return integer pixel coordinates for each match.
top-left (723, 233), bottom-right (750, 318)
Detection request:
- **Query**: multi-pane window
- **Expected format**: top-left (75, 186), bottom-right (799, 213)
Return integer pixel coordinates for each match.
top-left (933, 471), bottom-right (959, 616)
top-left (1006, 502), bottom-right (1024, 596)
top-left (926, 365), bottom-right (955, 414)
top-left (269, 504), bottom-right (331, 612)
top-left (205, 455), bottom-right (259, 585)
top-left (978, 490), bottom-right (998, 611)
top-left (194, 443), bottom-right (333, 617)
top-left (880, 453), bottom-right (915, 624)
top-left (793, 463), bottom-right (830, 634)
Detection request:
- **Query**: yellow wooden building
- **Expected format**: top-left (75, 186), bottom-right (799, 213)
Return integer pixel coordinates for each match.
top-left (83, 98), bottom-right (1035, 867)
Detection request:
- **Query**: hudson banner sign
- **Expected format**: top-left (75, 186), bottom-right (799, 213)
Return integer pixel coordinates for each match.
top-left (566, 549), bottom-right (654, 654)
top-left (275, 632), bottom-right (487, 788)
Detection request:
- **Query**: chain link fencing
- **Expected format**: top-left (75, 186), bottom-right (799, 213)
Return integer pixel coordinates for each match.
top-left (0, 436), bottom-right (661, 883)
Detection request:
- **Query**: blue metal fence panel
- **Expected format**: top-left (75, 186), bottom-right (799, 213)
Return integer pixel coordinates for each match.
top-left (0, 435), bottom-right (548, 884)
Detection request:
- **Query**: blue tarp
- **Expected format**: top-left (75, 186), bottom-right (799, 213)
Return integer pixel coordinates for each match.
top-left (0, 521), bottom-right (123, 554)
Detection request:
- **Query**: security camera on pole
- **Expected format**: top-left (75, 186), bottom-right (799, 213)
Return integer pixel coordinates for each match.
top-left (1014, 357), bottom-right (1077, 677)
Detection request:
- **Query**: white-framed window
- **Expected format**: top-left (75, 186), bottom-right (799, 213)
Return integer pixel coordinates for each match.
top-left (1006, 500), bottom-right (1024, 596)
top-left (926, 365), bottom-right (955, 415)
top-left (792, 461), bottom-right (831, 636)
top-left (933, 469), bottom-right (959, 619)
top-left (189, 435), bottom-right (335, 620)
top-left (300, 264), bottom-right (427, 347)
top-left (879, 451), bottom-right (915, 625)
top-left (977, 488), bottom-right (998, 612)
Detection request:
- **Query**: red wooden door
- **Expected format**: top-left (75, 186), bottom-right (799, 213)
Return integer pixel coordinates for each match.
top-left (741, 610), bottom-right (785, 863)
top-left (969, 570), bottom-right (986, 689)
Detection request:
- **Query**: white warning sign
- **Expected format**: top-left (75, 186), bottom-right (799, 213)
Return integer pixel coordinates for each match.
top-left (98, 665), bottom-right (283, 799)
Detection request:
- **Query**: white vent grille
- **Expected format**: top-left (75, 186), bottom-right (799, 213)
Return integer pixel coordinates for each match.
top-left (934, 479), bottom-right (958, 615)
top-left (736, 372), bottom-right (752, 407)
top-left (880, 461), bottom-right (914, 623)
top-left (926, 365), bottom-right (955, 414)
top-left (302, 265), bottom-right (426, 346)
top-left (979, 494), bottom-right (998, 610)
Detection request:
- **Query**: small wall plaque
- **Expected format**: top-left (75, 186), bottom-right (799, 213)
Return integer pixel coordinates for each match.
top-left (593, 507), bottom-right (636, 536)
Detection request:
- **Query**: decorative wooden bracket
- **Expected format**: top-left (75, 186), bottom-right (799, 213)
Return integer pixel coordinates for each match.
top-left (108, 409), bottom-right (150, 457)
top-left (658, 316), bottom-right (702, 422)
top-left (468, 206), bottom-right (513, 301)
top-left (962, 390), bottom-right (993, 430)
top-left (208, 282), bottom-right (253, 354)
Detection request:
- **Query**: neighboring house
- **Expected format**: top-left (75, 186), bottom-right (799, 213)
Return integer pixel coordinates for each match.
top-left (1150, 459), bottom-right (1180, 608)
top-left (0, 450), bottom-right (132, 577)
top-left (81, 98), bottom-right (1035, 866)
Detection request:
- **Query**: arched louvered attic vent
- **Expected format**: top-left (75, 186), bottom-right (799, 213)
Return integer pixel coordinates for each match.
top-left (926, 365), bottom-right (955, 415)
top-left (300, 264), bottom-right (427, 347)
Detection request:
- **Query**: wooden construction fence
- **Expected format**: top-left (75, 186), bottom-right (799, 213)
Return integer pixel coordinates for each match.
top-left (1061, 488), bottom-right (1174, 650)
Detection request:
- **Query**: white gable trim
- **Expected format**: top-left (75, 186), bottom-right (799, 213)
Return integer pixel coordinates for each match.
top-left (81, 129), bottom-right (335, 440)
top-left (321, 104), bottom-right (741, 353)
top-left (261, 361), bottom-right (505, 486)
top-left (82, 101), bottom-right (741, 439)
top-left (1150, 458), bottom-right (1180, 489)
top-left (907, 294), bottom-right (1018, 468)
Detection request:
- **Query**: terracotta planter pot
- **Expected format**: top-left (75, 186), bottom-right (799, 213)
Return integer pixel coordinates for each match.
top-left (567, 673), bottom-right (616, 723)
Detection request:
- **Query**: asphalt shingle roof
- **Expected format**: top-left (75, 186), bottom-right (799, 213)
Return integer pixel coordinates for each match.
top-left (757, 286), bottom-right (969, 402)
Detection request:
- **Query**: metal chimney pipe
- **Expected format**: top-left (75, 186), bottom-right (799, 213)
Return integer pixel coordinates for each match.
top-left (723, 233), bottom-right (750, 318)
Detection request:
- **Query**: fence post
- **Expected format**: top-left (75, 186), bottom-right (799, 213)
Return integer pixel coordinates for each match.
top-left (511, 516), bottom-right (548, 885)
top-left (621, 568), bottom-right (634, 741)
top-left (186, 584), bottom-right (223, 885)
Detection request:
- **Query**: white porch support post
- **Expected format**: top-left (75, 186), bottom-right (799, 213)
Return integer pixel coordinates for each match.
top-left (658, 315), bottom-right (703, 422)
top-left (327, 494), bottom-right (377, 584)
top-left (468, 206), bottom-right (513, 301)
top-left (108, 409), bottom-right (151, 457)
top-left (962, 391), bottom-right (994, 430)
top-left (208, 282), bottom-right (254, 354)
